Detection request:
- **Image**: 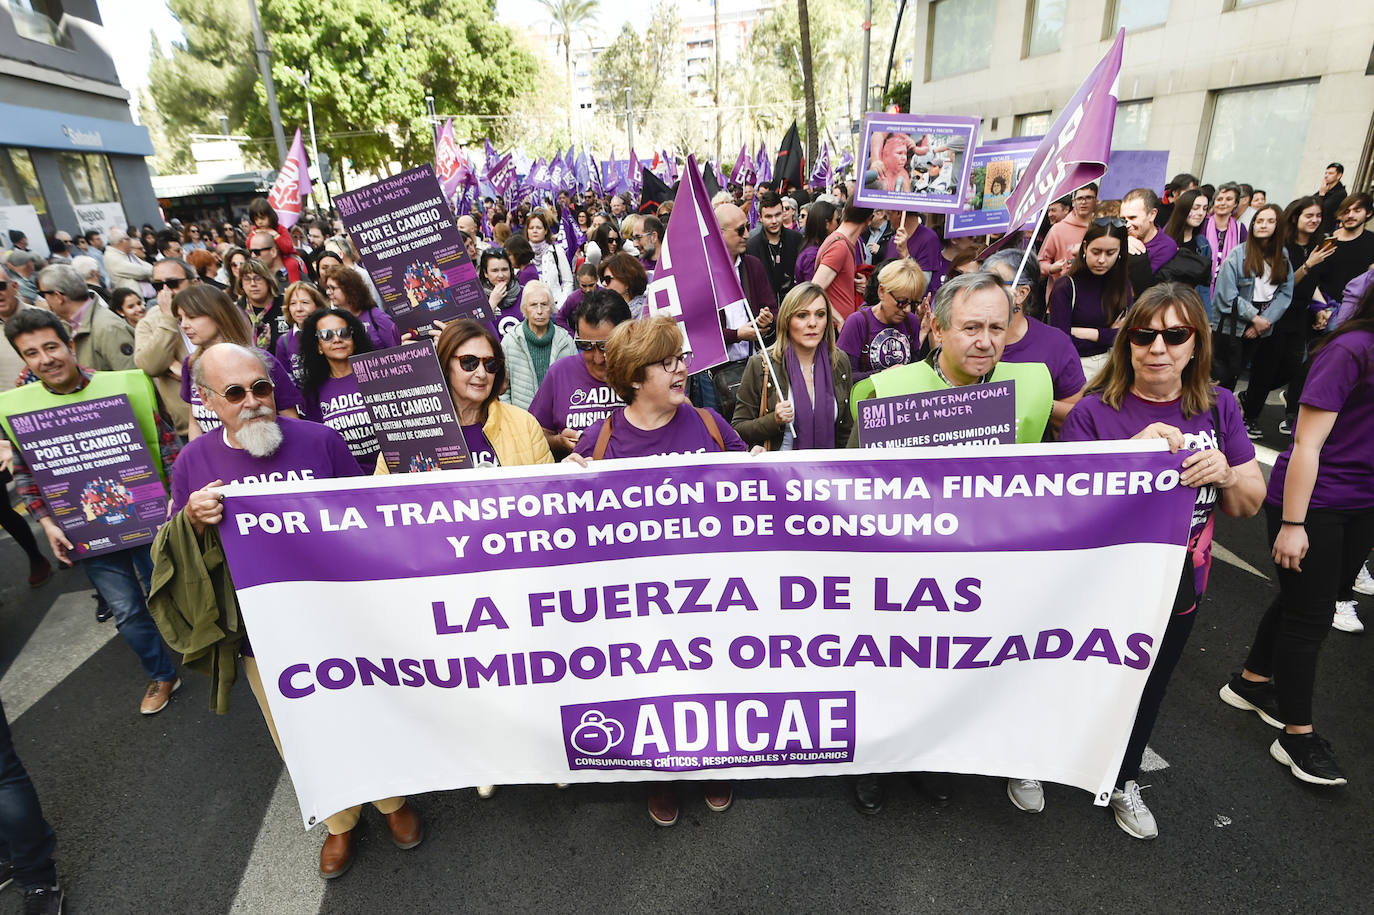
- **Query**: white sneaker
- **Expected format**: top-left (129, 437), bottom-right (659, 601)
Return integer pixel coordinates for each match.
top-left (1109, 780), bottom-right (1158, 840)
top-left (1332, 600), bottom-right (1364, 633)
top-left (1006, 778), bottom-right (1044, 813)
top-left (477, 785), bottom-right (496, 798)
top-left (1354, 564), bottom-right (1374, 596)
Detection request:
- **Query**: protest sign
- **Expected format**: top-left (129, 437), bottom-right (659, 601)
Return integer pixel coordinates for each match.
top-left (857, 382), bottom-right (1016, 448)
top-left (946, 138), bottom-right (1043, 239)
top-left (853, 113), bottom-right (979, 214)
top-left (350, 343), bottom-right (472, 473)
top-left (218, 441), bottom-right (1194, 827)
top-left (1098, 150), bottom-right (1170, 202)
top-left (72, 202), bottom-right (127, 237)
top-left (8, 395), bottom-right (166, 558)
top-left (335, 166), bottom-right (489, 336)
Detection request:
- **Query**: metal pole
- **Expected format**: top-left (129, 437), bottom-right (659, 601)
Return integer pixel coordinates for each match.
top-left (301, 69), bottom-right (332, 212)
top-left (624, 87), bottom-right (634, 153)
top-left (247, 0), bottom-right (287, 164)
top-left (713, 0), bottom-right (722, 170)
top-left (425, 95), bottom-right (439, 146)
top-left (860, 0), bottom-right (872, 114)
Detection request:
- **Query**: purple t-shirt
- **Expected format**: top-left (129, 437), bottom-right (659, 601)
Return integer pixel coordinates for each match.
top-left (462, 423), bottom-right (500, 467)
top-left (168, 416), bottom-right (362, 515)
top-left (1144, 230), bottom-right (1180, 273)
top-left (528, 353), bottom-right (626, 434)
top-left (180, 349), bottom-right (303, 434)
top-left (275, 329), bottom-right (303, 385)
top-left (1001, 317), bottom-right (1086, 399)
top-left (1267, 329), bottom-right (1374, 510)
top-left (883, 224), bottom-right (948, 297)
top-left (359, 307), bottom-right (400, 350)
top-left (517, 264), bottom-right (539, 287)
top-left (1061, 388), bottom-right (1254, 544)
top-left (836, 306), bottom-right (923, 381)
top-left (574, 403), bottom-right (746, 459)
top-left (795, 246), bottom-right (818, 283)
top-left (301, 374), bottom-right (380, 470)
top-left (555, 288), bottom-right (585, 332)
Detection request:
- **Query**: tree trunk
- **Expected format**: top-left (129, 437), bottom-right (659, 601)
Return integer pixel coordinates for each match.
top-left (797, 0), bottom-right (818, 167)
top-left (564, 38), bottom-right (574, 141)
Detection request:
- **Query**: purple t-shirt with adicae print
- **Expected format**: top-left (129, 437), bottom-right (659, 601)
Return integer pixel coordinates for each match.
top-left (1268, 329), bottom-right (1374, 510)
top-left (301, 374), bottom-right (380, 470)
top-left (528, 353), bottom-right (625, 435)
top-left (180, 349), bottom-right (302, 434)
top-left (1001, 317), bottom-right (1086, 399)
top-left (574, 403), bottom-right (746, 460)
top-left (462, 423), bottom-right (501, 467)
top-left (168, 416), bottom-right (362, 516)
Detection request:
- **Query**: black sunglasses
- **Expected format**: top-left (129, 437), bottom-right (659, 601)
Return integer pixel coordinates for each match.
top-left (150, 278), bottom-right (187, 292)
top-left (455, 354), bottom-right (501, 373)
top-left (316, 327), bottom-right (353, 342)
top-left (732, 226), bottom-right (748, 237)
top-left (574, 339), bottom-right (608, 352)
top-left (0, 280), bottom-right (10, 291)
top-left (1127, 326), bottom-right (1196, 347)
top-left (1093, 217), bottom-right (1126, 229)
top-left (250, 245), bottom-right (276, 256)
top-left (208, 379), bottom-right (275, 404)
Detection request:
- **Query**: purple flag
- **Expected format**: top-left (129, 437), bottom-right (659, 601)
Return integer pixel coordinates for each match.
top-left (574, 149), bottom-right (591, 192)
top-left (665, 152), bottom-right (678, 185)
top-left (560, 205), bottom-right (584, 266)
top-left (628, 149), bottom-right (642, 194)
top-left (269, 127), bottom-right (312, 228)
top-left (755, 144), bottom-right (772, 183)
top-left (809, 142), bottom-right (831, 190)
top-left (643, 154), bottom-right (733, 373)
top-left (1005, 28), bottom-right (1124, 228)
top-left (837, 147), bottom-right (854, 175)
top-left (731, 145), bottom-right (756, 186)
top-left (483, 139), bottom-right (499, 175)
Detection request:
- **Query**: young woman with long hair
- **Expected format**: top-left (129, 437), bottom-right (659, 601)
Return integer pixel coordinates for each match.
top-left (297, 307), bottom-right (380, 471)
top-left (1049, 218), bottom-right (1134, 378)
top-left (1213, 204), bottom-right (1292, 401)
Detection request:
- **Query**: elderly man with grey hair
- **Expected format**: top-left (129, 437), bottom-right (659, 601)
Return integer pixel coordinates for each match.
top-left (162, 341), bottom-right (426, 879)
top-left (103, 227), bottom-right (154, 297)
top-left (5, 249), bottom-right (42, 306)
top-left (981, 249), bottom-right (1085, 431)
top-left (35, 263), bottom-right (136, 372)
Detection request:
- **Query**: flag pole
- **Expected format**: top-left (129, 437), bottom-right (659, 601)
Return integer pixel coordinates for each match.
top-left (743, 309), bottom-right (796, 439)
top-left (1010, 199), bottom-right (1052, 290)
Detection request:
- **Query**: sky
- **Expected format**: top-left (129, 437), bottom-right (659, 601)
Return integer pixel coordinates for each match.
top-left (94, 0), bottom-right (650, 103)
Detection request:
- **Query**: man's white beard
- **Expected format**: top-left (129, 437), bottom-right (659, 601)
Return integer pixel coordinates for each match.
top-left (235, 408), bottom-right (283, 458)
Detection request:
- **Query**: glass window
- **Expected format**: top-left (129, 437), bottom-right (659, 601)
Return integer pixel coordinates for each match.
top-left (1201, 80), bottom-right (1319, 207)
top-left (1111, 0), bottom-right (1170, 32)
top-left (7, 0), bottom-right (71, 47)
top-left (57, 153), bottom-right (121, 205)
top-left (0, 148), bottom-right (48, 214)
top-left (928, 0), bottom-right (995, 81)
top-left (1026, 0), bottom-right (1064, 57)
top-left (1015, 111), bottom-right (1052, 137)
top-left (1111, 100), bottom-right (1152, 150)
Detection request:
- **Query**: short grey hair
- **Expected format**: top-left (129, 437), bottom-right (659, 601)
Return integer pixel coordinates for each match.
top-left (70, 254), bottom-right (101, 280)
top-left (36, 264), bottom-right (90, 301)
top-left (931, 271), bottom-right (1012, 331)
top-left (153, 256), bottom-right (195, 279)
top-left (981, 249), bottom-right (1041, 286)
top-left (107, 228), bottom-right (129, 245)
top-left (192, 342), bottom-right (272, 391)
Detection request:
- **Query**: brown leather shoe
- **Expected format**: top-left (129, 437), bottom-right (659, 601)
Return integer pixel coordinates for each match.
top-left (319, 829), bottom-right (354, 879)
top-left (384, 802), bottom-right (424, 849)
top-left (647, 785), bottom-right (678, 827)
top-left (703, 781), bottom-right (733, 813)
top-left (139, 678), bottom-right (181, 715)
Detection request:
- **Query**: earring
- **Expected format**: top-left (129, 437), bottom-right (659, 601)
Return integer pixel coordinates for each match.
top-left (632, 383), bottom-right (641, 389)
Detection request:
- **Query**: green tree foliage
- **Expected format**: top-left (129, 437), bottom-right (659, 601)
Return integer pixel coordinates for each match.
top-left (148, 0), bottom-right (538, 173)
top-left (592, 1), bottom-right (683, 136)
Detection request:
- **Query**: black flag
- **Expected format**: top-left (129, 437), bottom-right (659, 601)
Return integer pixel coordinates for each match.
top-left (639, 167), bottom-right (674, 212)
top-left (774, 121), bottom-right (804, 194)
top-left (703, 161), bottom-right (722, 198)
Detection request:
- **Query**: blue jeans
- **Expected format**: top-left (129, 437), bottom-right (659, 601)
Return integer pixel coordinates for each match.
top-left (0, 697), bottom-right (57, 889)
top-left (80, 545), bottom-right (177, 682)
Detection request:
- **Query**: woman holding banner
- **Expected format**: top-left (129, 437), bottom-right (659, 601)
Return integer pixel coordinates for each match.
top-left (501, 281), bottom-right (574, 411)
top-left (1049, 219), bottom-right (1134, 379)
top-left (1057, 284), bottom-right (1264, 838)
top-left (733, 282), bottom-right (854, 450)
top-left (298, 308), bottom-right (381, 471)
top-left (564, 314), bottom-right (749, 826)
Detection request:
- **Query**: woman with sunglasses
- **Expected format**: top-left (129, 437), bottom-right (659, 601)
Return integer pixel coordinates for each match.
top-left (181, 223), bottom-right (208, 252)
top-left (321, 265), bottom-right (400, 350)
top-left (597, 252), bottom-right (649, 319)
top-left (1049, 218), bottom-right (1135, 379)
top-left (173, 285), bottom-right (301, 439)
top-left (439, 319), bottom-right (552, 468)
top-left (298, 308), bottom-right (380, 471)
top-left (275, 282), bottom-right (329, 384)
top-left (234, 259), bottom-right (288, 354)
top-left (583, 221), bottom-right (621, 269)
top-left (219, 246), bottom-right (249, 290)
top-left (733, 282), bottom-right (853, 450)
top-left (1220, 281), bottom-right (1374, 786)
top-left (1059, 284), bottom-right (1264, 838)
top-left (1213, 204), bottom-right (1292, 400)
top-left (501, 280), bottom-right (574, 411)
top-left (837, 259), bottom-right (929, 382)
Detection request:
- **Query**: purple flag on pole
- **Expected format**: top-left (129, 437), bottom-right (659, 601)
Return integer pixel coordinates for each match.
top-left (731, 145), bottom-right (756, 186)
top-left (560, 205), bottom-right (584, 266)
top-left (434, 118), bottom-right (463, 202)
top-left (755, 144), bottom-right (772, 183)
top-left (809, 142), bottom-right (831, 190)
top-left (643, 154), bottom-right (734, 373)
top-left (1004, 28), bottom-right (1124, 229)
top-left (269, 127), bottom-right (312, 228)
top-left (574, 149), bottom-right (591, 192)
top-left (665, 152), bottom-right (678, 185)
top-left (628, 149), bottom-right (642, 194)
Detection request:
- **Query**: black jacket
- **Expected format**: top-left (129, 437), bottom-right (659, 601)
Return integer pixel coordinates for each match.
top-left (746, 227), bottom-right (804, 301)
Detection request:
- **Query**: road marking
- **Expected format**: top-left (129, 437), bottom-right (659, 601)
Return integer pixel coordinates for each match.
top-left (1141, 747), bottom-right (1169, 772)
top-left (1, 589), bottom-right (118, 721)
top-left (229, 769), bottom-right (326, 915)
top-left (1254, 443), bottom-right (1279, 467)
top-left (1211, 542), bottom-right (1270, 580)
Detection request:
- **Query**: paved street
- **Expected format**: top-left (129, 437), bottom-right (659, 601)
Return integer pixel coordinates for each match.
top-left (1, 414), bottom-right (1371, 914)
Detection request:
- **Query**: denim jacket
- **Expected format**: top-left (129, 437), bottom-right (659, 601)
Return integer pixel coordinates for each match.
top-left (1213, 246), bottom-right (1293, 338)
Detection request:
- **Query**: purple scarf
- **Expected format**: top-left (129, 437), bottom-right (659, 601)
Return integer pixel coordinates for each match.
top-left (1205, 215), bottom-right (1246, 293)
top-left (786, 345), bottom-right (835, 449)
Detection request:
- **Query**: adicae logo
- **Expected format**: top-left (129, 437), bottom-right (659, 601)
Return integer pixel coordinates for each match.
top-left (570, 710), bottom-right (625, 756)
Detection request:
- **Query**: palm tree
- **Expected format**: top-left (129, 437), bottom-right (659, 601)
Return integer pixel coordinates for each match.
top-left (797, 0), bottom-right (818, 166)
top-left (535, 0), bottom-right (602, 140)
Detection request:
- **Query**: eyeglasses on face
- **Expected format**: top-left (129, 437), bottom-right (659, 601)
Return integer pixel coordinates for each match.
top-left (150, 278), bottom-right (187, 292)
top-left (209, 379), bottom-right (275, 404)
top-left (1127, 326), bottom-right (1196, 347)
top-left (731, 226), bottom-right (748, 237)
top-left (455, 354), bottom-right (501, 373)
top-left (653, 352), bottom-right (693, 373)
top-left (316, 327), bottom-right (353, 342)
top-left (574, 338), bottom-right (608, 352)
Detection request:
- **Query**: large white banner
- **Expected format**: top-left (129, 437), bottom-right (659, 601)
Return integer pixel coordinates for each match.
top-left (218, 442), bottom-right (1194, 827)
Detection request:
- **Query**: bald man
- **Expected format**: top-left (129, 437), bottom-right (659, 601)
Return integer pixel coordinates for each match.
top-left (710, 203), bottom-right (777, 421)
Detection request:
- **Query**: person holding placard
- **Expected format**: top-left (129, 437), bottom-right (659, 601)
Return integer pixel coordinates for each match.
top-left (1061, 284), bottom-right (1264, 837)
top-left (733, 282), bottom-right (854, 450)
top-left (298, 308), bottom-right (381, 472)
top-left (1, 309), bottom-right (181, 715)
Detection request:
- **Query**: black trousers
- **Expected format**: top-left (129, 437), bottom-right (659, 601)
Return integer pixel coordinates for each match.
top-left (1240, 325), bottom-right (1306, 423)
top-left (0, 696), bottom-right (58, 889)
top-left (1212, 332), bottom-right (1257, 392)
top-left (1244, 504), bottom-right (1374, 726)
top-left (0, 469), bottom-right (41, 563)
top-left (1117, 606), bottom-right (1196, 787)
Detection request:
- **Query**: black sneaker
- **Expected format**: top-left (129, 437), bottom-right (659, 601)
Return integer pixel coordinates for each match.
top-left (1218, 673), bottom-right (1284, 728)
top-left (22, 883), bottom-right (63, 915)
top-left (1271, 732), bottom-right (1347, 786)
top-left (94, 593), bottom-right (112, 623)
top-left (1244, 420), bottom-right (1263, 441)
